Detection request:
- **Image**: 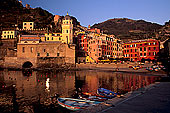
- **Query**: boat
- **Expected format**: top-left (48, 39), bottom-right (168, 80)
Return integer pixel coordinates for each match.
top-left (79, 92), bottom-right (108, 101)
top-left (97, 88), bottom-right (119, 98)
top-left (57, 98), bottom-right (101, 111)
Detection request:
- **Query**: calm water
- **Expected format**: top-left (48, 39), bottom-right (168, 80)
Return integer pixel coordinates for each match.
top-left (0, 70), bottom-right (160, 113)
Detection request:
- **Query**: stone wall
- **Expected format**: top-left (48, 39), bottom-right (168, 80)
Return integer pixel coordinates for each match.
top-left (0, 39), bottom-right (17, 58)
top-left (37, 57), bottom-right (65, 68)
top-left (3, 57), bottom-right (37, 69)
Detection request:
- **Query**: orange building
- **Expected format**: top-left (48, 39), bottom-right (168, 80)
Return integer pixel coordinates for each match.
top-left (123, 39), bottom-right (160, 61)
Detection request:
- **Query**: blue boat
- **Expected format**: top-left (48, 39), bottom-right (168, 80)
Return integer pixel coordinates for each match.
top-left (57, 98), bottom-right (101, 111)
top-left (97, 88), bottom-right (118, 98)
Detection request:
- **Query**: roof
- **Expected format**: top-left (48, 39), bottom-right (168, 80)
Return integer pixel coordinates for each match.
top-left (40, 41), bottom-right (62, 44)
top-left (20, 39), bottom-right (40, 41)
top-left (64, 13), bottom-right (71, 20)
top-left (21, 35), bottom-right (39, 37)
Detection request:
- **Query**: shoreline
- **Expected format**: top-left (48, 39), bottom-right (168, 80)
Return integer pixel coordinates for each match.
top-left (75, 76), bottom-right (170, 113)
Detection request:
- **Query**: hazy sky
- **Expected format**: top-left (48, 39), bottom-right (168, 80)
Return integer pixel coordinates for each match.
top-left (21, 0), bottom-right (170, 27)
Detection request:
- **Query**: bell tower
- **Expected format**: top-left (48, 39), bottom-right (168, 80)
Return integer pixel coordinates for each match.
top-left (62, 12), bottom-right (73, 44)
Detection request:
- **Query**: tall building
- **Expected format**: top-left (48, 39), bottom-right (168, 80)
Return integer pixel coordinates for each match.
top-left (62, 13), bottom-right (73, 44)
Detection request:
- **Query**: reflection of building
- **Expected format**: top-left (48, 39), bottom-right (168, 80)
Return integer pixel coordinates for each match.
top-left (3, 70), bottom-right (38, 99)
top-left (123, 39), bottom-right (160, 61)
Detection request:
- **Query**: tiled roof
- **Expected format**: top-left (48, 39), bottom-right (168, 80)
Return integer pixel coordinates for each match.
top-left (21, 39), bottom-right (40, 41)
top-left (40, 41), bottom-right (62, 44)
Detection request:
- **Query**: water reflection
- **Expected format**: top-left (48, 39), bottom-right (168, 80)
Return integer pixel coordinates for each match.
top-left (0, 70), bottom-right (160, 112)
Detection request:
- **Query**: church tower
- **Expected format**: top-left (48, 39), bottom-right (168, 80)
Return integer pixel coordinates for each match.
top-left (62, 12), bottom-right (73, 44)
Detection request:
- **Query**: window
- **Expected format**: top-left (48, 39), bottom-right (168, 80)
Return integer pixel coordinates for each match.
top-left (59, 37), bottom-right (61, 40)
top-left (153, 52), bottom-right (156, 55)
top-left (140, 48), bottom-right (142, 51)
top-left (153, 42), bottom-right (156, 45)
top-left (30, 47), bottom-right (33, 53)
top-left (30, 27), bottom-right (32, 29)
top-left (57, 53), bottom-right (59, 56)
top-left (47, 53), bottom-right (49, 56)
top-left (52, 37), bottom-right (53, 40)
top-left (134, 44), bottom-right (136, 47)
top-left (24, 23), bottom-right (26, 25)
top-left (4, 32), bottom-right (6, 34)
top-left (154, 47), bottom-right (156, 50)
top-left (37, 53), bottom-right (40, 56)
top-left (66, 30), bottom-right (68, 33)
top-left (131, 49), bottom-right (132, 52)
top-left (24, 27), bottom-right (26, 29)
top-left (144, 53), bottom-right (146, 56)
top-left (47, 37), bottom-right (49, 40)
top-left (22, 47), bottom-right (25, 53)
top-left (144, 47), bottom-right (146, 51)
top-left (149, 47), bottom-right (150, 50)
top-left (43, 49), bottom-right (46, 52)
top-left (30, 23), bottom-right (32, 25)
top-left (149, 43), bottom-right (151, 45)
top-left (149, 52), bottom-right (151, 56)
top-left (135, 49), bottom-right (137, 52)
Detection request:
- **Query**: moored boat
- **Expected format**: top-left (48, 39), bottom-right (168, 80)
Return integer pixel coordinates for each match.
top-left (97, 88), bottom-right (119, 98)
top-left (79, 92), bottom-right (108, 101)
top-left (57, 98), bottom-right (101, 111)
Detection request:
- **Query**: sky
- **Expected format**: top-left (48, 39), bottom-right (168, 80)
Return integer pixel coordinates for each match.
top-left (21, 0), bottom-right (170, 27)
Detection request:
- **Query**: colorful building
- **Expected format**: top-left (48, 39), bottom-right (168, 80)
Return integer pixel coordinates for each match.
top-left (1, 30), bottom-right (18, 39)
top-left (23, 22), bottom-right (34, 30)
top-left (87, 28), bottom-right (101, 34)
top-left (123, 39), bottom-right (160, 61)
top-left (62, 13), bottom-right (73, 44)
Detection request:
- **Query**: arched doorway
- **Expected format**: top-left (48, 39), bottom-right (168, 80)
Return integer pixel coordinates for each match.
top-left (22, 61), bottom-right (33, 68)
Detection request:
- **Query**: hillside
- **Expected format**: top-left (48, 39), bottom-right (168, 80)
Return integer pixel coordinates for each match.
top-left (92, 18), bottom-right (163, 41)
top-left (0, 0), bottom-right (80, 33)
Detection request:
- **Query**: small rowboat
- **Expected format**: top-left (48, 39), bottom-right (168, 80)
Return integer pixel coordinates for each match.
top-left (57, 98), bottom-right (101, 111)
top-left (97, 88), bottom-right (119, 98)
top-left (79, 92), bottom-right (108, 101)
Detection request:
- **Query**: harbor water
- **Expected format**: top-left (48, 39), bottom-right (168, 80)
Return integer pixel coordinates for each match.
top-left (0, 69), bottom-right (161, 113)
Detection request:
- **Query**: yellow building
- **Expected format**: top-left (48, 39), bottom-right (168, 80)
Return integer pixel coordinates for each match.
top-left (42, 33), bottom-right (63, 42)
top-left (1, 30), bottom-right (18, 39)
top-left (62, 13), bottom-right (73, 44)
top-left (23, 22), bottom-right (34, 30)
